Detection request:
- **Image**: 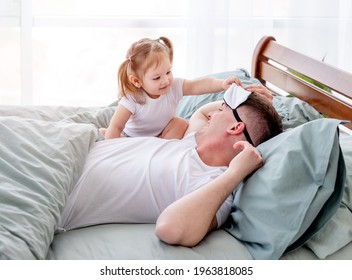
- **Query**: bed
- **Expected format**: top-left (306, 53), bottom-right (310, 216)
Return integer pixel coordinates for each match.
top-left (0, 35), bottom-right (351, 260)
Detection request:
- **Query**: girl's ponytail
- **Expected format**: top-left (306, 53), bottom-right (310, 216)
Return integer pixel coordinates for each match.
top-left (117, 59), bottom-right (136, 99)
top-left (158, 36), bottom-right (173, 63)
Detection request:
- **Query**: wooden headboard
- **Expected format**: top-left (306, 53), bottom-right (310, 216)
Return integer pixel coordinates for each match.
top-left (251, 35), bottom-right (352, 130)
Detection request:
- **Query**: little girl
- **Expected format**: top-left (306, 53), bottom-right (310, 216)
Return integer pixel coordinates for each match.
top-left (101, 36), bottom-right (238, 139)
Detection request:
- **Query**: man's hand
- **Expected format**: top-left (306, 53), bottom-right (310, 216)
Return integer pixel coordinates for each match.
top-left (229, 141), bottom-right (263, 177)
top-left (244, 84), bottom-right (274, 102)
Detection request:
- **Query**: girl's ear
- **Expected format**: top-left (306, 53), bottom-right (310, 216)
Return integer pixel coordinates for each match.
top-left (129, 75), bottom-right (141, 88)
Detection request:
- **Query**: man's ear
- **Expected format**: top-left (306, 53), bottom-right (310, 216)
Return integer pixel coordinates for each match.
top-left (129, 75), bottom-right (141, 88)
top-left (227, 122), bottom-right (245, 135)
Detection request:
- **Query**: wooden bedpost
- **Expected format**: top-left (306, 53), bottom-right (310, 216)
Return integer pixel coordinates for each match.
top-left (251, 35), bottom-right (352, 130)
top-left (251, 36), bottom-right (276, 82)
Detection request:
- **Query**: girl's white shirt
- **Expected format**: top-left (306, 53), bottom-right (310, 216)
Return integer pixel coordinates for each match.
top-left (119, 78), bottom-right (184, 137)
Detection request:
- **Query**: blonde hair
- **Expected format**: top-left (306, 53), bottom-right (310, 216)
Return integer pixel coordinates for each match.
top-left (117, 36), bottom-right (173, 104)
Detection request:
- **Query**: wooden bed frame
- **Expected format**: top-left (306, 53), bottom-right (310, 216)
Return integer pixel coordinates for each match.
top-left (252, 35), bottom-right (352, 130)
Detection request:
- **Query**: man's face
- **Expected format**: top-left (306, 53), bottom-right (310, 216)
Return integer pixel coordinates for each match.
top-left (203, 102), bottom-right (236, 133)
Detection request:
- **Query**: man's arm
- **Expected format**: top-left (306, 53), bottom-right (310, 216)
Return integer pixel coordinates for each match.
top-left (184, 100), bottom-right (223, 136)
top-left (244, 84), bottom-right (274, 102)
top-left (155, 141), bottom-right (263, 247)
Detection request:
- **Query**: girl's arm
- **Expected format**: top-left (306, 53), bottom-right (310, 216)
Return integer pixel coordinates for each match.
top-left (155, 141), bottom-right (263, 247)
top-left (183, 76), bottom-right (241, 96)
top-left (104, 105), bottom-right (132, 139)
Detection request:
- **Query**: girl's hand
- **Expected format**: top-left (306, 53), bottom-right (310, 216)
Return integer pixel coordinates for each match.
top-left (244, 84), bottom-right (273, 102)
top-left (222, 76), bottom-right (242, 89)
top-left (99, 128), bottom-right (107, 138)
top-left (228, 141), bottom-right (263, 177)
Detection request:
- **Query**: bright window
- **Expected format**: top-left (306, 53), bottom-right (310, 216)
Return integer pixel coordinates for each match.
top-left (0, 0), bottom-right (351, 106)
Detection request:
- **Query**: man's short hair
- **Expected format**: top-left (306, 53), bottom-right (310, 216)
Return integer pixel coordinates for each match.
top-left (239, 93), bottom-right (283, 146)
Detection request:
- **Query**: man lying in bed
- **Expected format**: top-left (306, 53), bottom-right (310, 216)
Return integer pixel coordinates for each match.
top-left (58, 85), bottom-right (282, 247)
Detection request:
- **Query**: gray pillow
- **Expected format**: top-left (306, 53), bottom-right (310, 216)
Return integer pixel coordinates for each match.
top-left (306, 132), bottom-right (352, 258)
top-left (272, 95), bottom-right (323, 130)
top-left (0, 104), bottom-right (115, 128)
top-left (224, 119), bottom-right (345, 259)
top-left (0, 117), bottom-right (98, 259)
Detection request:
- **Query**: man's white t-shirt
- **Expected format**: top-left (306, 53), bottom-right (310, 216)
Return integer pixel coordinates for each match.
top-left (119, 78), bottom-right (184, 137)
top-left (59, 133), bottom-right (233, 231)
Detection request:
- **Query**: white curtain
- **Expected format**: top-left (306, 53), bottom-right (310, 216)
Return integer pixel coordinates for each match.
top-left (0, 0), bottom-right (351, 106)
top-left (187, 0), bottom-right (352, 77)
top-left (338, 0), bottom-right (352, 71)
